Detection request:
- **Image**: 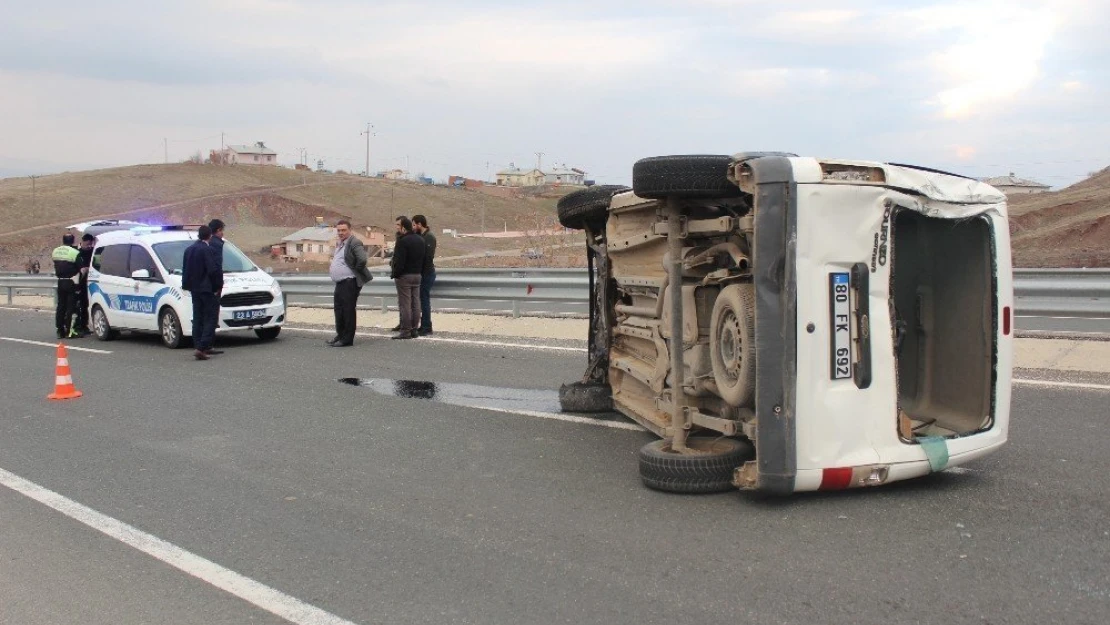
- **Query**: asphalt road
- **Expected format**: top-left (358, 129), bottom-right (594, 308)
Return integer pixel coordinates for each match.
top-left (0, 307), bottom-right (1107, 625)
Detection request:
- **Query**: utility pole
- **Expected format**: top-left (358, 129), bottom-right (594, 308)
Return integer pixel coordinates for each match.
top-left (361, 123), bottom-right (374, 176)
top-left (220, 131), bottom-right (224, 152)
top-left (486, 161), bottom-right (490, 183)
top-left (164, 138), bottom-right (168, 164)
top-left (30, 175), bottom-right (37, 215)
top-left (535, 151), bottom-right (544, 172)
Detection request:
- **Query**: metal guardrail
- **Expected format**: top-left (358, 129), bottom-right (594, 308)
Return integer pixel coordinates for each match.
top-left (3, 269), bottom-right (1109, 319)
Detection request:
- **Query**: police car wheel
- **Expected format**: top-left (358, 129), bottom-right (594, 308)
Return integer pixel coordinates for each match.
top-left (255, 327), bottom-right (281, 341)
top-left (159, 309), bottom-right (184, 349)
top-left (91, 306), bottom-right (118, 341)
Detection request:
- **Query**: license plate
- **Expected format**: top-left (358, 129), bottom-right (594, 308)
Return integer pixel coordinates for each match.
top-left (233, 308), bottom-right (268, 321)
top-left (829, 272), bottom-right (853, 380)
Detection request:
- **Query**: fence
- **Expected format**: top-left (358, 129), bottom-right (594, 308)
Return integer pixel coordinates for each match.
top-left (3, 268), bottom-right (1109, 319)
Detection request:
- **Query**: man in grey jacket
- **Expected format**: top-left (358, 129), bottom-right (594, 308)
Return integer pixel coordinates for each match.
top-left (328, 219), bottom-right (373, 347)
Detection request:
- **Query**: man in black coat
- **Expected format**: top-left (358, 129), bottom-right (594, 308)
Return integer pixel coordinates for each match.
top-left (74, 233), bottom-right (96, 336)
top-left (181, 225), bottom-right (224, 360)
top-left (390, 216), bottom-right (426, 340)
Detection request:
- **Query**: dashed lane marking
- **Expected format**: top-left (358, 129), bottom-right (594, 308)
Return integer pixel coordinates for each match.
top-left (283, 326), bottom-right (586, 353)
top-left (1013, 378), bottom-right (1110, 392)
top-left (0, 337), bottom-right (112, 354)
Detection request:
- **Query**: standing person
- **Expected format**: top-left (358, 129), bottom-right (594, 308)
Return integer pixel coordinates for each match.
top-left (412, 214), bottom-right (436, 336)
top-left (390, 217), bottom-right (426, 340)
top-left (207, 219), bottom-right (226, 346)
top-left (74, 233), bottom-right (96, 336)
top-left (50, 233), bottom-right (81, 339)
top-left (328, 219), bottom-right (373, 347)
top-left (182, 225), bottom-right (223, 361)
top-left (389, 216), bottom-right (407, 333)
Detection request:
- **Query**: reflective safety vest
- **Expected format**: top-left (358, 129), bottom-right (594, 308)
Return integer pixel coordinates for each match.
top-left (52, 245), bottom-right (80, 281)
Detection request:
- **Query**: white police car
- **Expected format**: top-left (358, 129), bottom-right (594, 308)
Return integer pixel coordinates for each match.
top-left (73, 222), bottom-right (286, 348)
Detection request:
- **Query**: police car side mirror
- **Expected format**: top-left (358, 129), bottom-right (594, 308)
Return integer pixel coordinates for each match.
top-left (131, 269), bottom-right (152, 280)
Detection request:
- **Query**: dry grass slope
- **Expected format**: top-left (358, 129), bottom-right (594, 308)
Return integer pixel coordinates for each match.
top-left (0, 164), bottom-right (570, 270)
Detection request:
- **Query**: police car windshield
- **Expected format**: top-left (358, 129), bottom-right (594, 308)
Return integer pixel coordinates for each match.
top-left (152, 239), bottom-right (257, 275)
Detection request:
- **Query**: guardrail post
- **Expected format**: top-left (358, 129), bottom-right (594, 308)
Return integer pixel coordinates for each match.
top-left (512, 300), bottom-right (521, 318)
top-left (6, 286), bottom-right (11, 306)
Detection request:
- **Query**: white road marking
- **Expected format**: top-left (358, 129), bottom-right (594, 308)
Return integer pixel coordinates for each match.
top-left (0, 337), bottom-right (112, 354)
top-left (476, 405), bottom-right (644, 431)
top-left (0, 467), bottom-right (360, 625)
top-left (1016, 315), bottom-right (1110, 321)
top-left (283, 326), bottom-right (586, 353)
top-left (1013, 378), bottom-right (1110, 392)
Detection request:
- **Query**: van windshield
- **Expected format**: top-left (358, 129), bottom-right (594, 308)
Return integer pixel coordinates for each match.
top-left (152, 239), bottom-right (258, 275)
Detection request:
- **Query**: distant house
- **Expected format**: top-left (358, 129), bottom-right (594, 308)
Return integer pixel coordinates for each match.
top-left (274, 223), bottom-right (386, 263)
top-left (982, 172), bottom-right (1051, 195)
top-left (221, 142), bottom-right (278, 166)
top-left (496, 164), bottom-right (586, 187)
top-left (380, 169), bottom-right (407, 180)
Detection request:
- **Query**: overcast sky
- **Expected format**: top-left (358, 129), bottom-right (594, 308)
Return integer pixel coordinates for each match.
top-left (1, 0), bottom-right (1106, 187)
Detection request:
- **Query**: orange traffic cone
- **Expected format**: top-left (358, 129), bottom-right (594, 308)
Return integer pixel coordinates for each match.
top-left (47, 343), bottom-right (83, 400)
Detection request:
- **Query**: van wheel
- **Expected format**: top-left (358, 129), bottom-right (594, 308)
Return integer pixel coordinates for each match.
top-left (557, 185), bottom-right (630, 230)
top-left (558, 381), bottom-right (612, 413)
top-left (159, 308), bottom-right (184, 349)
top-left (632, 155), bottom-right (741, 199)
top-left (710, 283), bottom-right (756, 407)
top-left (638, 437), bottom-right (754, 494)
top-left (91, 306), bottom-right (119, 341)
top-left (255, 327), bottom-right (281, 341)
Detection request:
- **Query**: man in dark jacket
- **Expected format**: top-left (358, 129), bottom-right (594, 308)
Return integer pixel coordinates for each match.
top-left (74, 233), bottom-right (96, 336)
top-left (182, 225), bottom-right (223, 360)
top-left (327, 219), bottom-right (373, 347)
top-left (390, 217), bottom-right (426, 340)
top-left (207, 219), bottom-right (226, 346)
top-left (412, 214), bottom-right (436, 335)
top-left (51, 233), bottom-right (81, 339)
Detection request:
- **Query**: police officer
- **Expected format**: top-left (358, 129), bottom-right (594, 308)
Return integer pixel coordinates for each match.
top-left (74, 233), bottom-right (96, 336)
top-left (51, 233), bottom-right (81, 339)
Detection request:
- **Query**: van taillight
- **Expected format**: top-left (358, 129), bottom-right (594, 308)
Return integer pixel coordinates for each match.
top-left (820, 465), bottom-right (891, 490)
top-left (1003, 306), bottom-right (1012, 336)
top-left (820, 468), bottom-right (853, 490)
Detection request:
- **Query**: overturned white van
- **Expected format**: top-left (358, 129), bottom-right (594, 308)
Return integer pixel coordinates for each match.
top-left (558, 153), bottom-right (1013, 495)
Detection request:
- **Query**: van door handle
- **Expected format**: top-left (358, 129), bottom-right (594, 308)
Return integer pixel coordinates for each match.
top-left (851, 262), bottom-right (872, 389)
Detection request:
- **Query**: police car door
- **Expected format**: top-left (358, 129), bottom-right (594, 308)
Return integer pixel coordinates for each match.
top-left (126, 244), bottom-right (166, 331)
top-left (89, 244), bottom-right (134, 330)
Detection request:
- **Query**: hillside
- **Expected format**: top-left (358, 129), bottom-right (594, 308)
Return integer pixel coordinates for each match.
top-left (0, 164), bottom-right (581, 270)
top-left (1009, 167), bottom-right (1110, 267)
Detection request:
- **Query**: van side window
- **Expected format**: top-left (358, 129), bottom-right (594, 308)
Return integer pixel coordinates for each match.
top-left (128, 245), bottom-right (160, 280)
top-left (91, 247), bottom-right (104, 271)
top-left (98, 245), bottom-right (130, 277)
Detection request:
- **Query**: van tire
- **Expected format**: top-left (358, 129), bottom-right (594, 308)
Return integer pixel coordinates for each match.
top-left (159, 308), bottom-right (185, 349)
top-left (91, 305), bottom-right (119, 341)
top-left (557, 185), bottom-right (630, 229)
top-left (558, 381), bottom-right (612, 413)
top-left (639, 437), bottom-right (753, 494)
top-left (710, 283), bottom-right (756, 407)
top-left (255, 327), bottom-right (281, 341)
top-left (632, 155), bottom-right (741, 199)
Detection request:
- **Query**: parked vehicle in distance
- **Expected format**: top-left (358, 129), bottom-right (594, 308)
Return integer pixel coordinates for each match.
top-left (557, 153), bottom-right (1013, 496)
top-left (69, 221), bottom-right (286, 348)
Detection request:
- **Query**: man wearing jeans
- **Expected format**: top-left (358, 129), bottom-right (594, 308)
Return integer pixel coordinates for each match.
top-left (390, 216), bottom-right (426, 340)
top-left (328, 219), bottom-right (372, 347)
top-left (412, 214), bottom-right (436, 336)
